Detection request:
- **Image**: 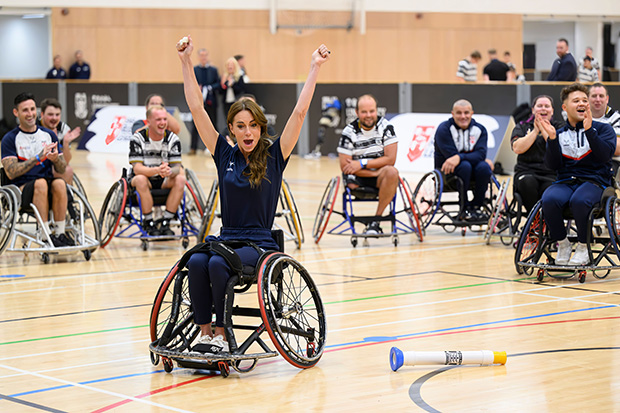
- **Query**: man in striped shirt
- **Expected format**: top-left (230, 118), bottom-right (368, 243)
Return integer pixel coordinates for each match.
top-left (456, 51), bottom-right (481, 82)
top-left (338, 94), bottom-right (399, 235)
top-left (589, 82), bottom-right (620, 174)
top-left (129, 105), bottom-right (185, 236)
top-left (577, 56), bottom-right (599, 83)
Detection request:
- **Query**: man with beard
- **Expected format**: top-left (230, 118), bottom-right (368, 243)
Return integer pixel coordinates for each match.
top-left (547, 38), bottom-right (577, 81)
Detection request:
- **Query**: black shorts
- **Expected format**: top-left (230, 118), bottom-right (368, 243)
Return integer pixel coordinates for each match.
top-left (343, 174), bottom-right (378, 189)
top-left (20, 177), bottom-right (62, 212)
top-left (149, 176), bottom-right (165, 190)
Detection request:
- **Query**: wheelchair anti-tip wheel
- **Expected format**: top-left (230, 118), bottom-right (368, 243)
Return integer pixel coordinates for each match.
top-left (413, 170), bottom-right (441, 229)
top-left (312, 176), bottom-right (340, 244)
top-left (257, 252), bottom-right (326, 368)
top-left (98, 179), bottom-right (128, 248)
top-left (514, 201), bottom-right (545, 275)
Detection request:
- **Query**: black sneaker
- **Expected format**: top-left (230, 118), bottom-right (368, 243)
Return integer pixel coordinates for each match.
top-left (157, 218), bottom-right (174, 236)
top-left (468, 208), bottom-right (489, 223)
top-left (364, 221), bottom-right (383, 235)
top-left (57, 233), bottom-right (75, 246)
top-left (143, 219), bottom-right (160, 236)
top-left (49, 234), bottom-right (64, 247)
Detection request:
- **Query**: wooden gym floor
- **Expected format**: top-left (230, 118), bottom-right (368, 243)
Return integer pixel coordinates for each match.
top-left (1, 150), bottom-right (620, 412)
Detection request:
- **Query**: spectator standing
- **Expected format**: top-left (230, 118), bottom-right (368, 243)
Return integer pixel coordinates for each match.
top-left (190, 48), bottom-right (220, 155)
top-left (45, 55), bottom-right (67, 80)
top-left (579, 47), bottom-right (602, 81)
top-left (220, 57), bottom-right (247, 120)
top-left (547, 39), bottom-right (577, 81)
top-left (503, 51), bottom-right (517, 81)
top-left (483, 49), bottom-right (510, 81)
top-left (68, 50), bottom-right (91, 80)
top-left (456, 51), bottom-right (481, 83)
top-left (234, 54), bottom-right (250, 83)
top-left (577, 56), bottom-right (599, 83)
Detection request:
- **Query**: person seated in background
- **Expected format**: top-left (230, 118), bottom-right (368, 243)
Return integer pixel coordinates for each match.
top-left (39, 98), bottom-right (81, 185)
top-left (1, 92), bottom-right (73, 247)
top-left (588, 82), bottom-right (620, 175)
top-left (337, 94), bottom-right (399, 235)
top-left (131, 94), bottom-right (181, 135)
top-left (45, 55), bottom-right (67, 80)
top-left (129, 105), bottom-right (185, 236)
top-left (541, 83), bottom-right (616, 265)
top-left (434, 99), bottom-right (493, 222)
top-left (510, 95), bottom-right (562, 214)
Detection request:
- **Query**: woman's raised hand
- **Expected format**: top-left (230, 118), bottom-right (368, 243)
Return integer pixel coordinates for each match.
top-left (176, 35), bottom-right (193, 58)
top-left (312, 44), bottom-right (331, 67)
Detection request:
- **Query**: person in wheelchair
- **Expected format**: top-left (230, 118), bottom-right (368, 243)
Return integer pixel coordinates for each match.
top-left (337, 94), bottom-right (399, 235)
top-left (434, 99), bottom-right (493, 222)
top-left (510, 95), bottom-right (562, 214)
top-left (129, 105), bottom-right (185, 236)
top-left (39, 98), bottom-right (82, 186)
top-left (178, 36), bottom-right (329, 353)
top-left (1, 92), bottom-right (73, 247)
top-left (541, 83), bottom-right (616, 265)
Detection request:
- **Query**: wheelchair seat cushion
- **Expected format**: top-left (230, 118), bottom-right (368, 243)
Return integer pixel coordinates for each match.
top-left (349, 186), bottom-right (379, 200)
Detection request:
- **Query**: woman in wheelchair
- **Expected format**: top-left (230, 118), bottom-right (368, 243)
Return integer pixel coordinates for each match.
top-left (541, 83), bottom-right (617, 266)
top-left (177, 36), bottom-right (330, 353)
top-left (511, 95), bottom-right (561, 214)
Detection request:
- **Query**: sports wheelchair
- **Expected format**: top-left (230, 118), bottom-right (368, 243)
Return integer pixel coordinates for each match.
top-left (148, 230), bottom-right (325, 377)
top-left (483, 177), bottom-right (524, 246)
top-left (413, 169), bottom-right (501, 236)
top-left (514, 186), bottom-right (620, 283)
top-left (98, 168), bottom-right (204, 250)
top-left (312, 176), bottom-right (423, 247)
top-left (197, 179), bottom-right (304, 248)
top-left (0, 172), bottom-right (100, 263)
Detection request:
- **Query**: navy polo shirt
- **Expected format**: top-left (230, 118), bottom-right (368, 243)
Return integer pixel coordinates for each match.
top-left (212, 134), bottom-right (288, 249)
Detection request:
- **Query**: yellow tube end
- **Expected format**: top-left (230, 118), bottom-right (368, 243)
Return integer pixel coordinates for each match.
top-left (493, 351), bottom-right (507, 365)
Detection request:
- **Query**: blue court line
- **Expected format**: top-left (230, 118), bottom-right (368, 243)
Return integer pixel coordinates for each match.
top-left (8, 370), bottom-right (164, 398)
top-left (325, 304), bottom-right (618, 349)
top-left (7, 304), bottom-right (616, 399)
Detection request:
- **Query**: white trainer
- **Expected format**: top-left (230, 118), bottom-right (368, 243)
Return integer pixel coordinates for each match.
top-left (569, 243), bottom-right (590, 266)
top-left (555, 238), bottom-right (573, 265)
top-left (210, 335), bottom-right (230, 353)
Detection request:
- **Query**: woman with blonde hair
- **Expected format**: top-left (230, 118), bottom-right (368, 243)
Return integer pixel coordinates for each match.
top-left (221, 57), bottom-right (247, 119)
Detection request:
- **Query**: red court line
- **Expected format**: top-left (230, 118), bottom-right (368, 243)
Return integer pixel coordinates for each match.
top-left (92, 315), bottom-right (620, 412)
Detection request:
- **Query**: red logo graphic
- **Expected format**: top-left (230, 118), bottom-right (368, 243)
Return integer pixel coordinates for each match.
top-left (105, 116), bottom-right (126, 145)
top-left (407, 125), bottom-right (435, 162)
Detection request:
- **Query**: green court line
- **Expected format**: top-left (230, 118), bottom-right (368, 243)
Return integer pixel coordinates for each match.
top-left (2, 277), bottom-right (536, 346)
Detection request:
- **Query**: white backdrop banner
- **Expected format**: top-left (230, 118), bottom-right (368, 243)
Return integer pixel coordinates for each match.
top-left (79, 105), bottom-right (147, 153)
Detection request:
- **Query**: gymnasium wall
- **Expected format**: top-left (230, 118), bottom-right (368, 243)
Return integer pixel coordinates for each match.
top-left (48, 7), bottom-right (523, 83)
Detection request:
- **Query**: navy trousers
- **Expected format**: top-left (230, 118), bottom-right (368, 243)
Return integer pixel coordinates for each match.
top-left (453, 160), bottom-right (493, 207)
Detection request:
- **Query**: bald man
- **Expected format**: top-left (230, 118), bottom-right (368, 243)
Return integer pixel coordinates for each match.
top-left (434, 99), bottom-right (492, 222)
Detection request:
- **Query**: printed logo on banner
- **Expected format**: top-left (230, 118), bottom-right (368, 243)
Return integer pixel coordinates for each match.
top-left (106, 116), bottom-right (127, 145)
top-left (407, 125), bottom-right (436, 162)
top-left (75, 93), bottom-right (88, 119)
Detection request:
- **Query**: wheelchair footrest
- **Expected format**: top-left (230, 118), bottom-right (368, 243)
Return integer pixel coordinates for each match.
top-left (150, 343), bottom-right (277, 362)
top-left (518, 262), bottom-right (619, 271)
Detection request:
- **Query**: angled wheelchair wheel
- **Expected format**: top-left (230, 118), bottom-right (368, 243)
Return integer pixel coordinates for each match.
top-left (150, 262), bottom-right (199, 354)
top-left (484, 178), bottom-right (510, 245)
top-left (98, 179), bottom-right (128, 248)
top-left (605, 196), bottom-right (620, 259)
top-left (67, 186), bottom-right (101, 248)
top-left (413, 170), bottom-right (442, 229)
top-left (514, 201), bottom-right (545, 275)
top-left (183, 181), bottom-right (205, 239)
top-left (312, 176), bottom-right (340, 244)
top-left (499, 196), bottom-right (523, 246)
top-left (71, 173), bottom-right (89, 201)
top-left (257, 252), bottom-right (326, 368)
top-left (399, 177), bottom-right (423, 242)
top-left (279, 179), bottom-right (304, 248)
top-left (0, 188), bottom-right (17, 255)
top-left (186, 169), bottom-right (206, 212)
top-left (197, 181), bottom-right (219, 242)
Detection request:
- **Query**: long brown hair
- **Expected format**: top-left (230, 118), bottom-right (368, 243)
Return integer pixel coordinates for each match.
top-left (227, 98), bottom-right (272, 187)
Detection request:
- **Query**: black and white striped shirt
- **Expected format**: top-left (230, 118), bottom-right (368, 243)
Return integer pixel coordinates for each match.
top-left (456, 59), bottom-right (478, 82)
top-left (129, 129), bottom-right (182, 169)
top-left (577, 66), bottom-right (599, 83)
top-left (338, 117), bottom-right (397, 161)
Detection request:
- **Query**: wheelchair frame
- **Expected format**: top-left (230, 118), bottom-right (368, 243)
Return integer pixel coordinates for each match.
top-left (197, 179), bottom-right (305, 249)
top-left (483, 177), bottom-right (524, 246)
top-left (0, 182), bottom-right (100, 263)
top-left (514, 188), bottom-right (620, 284)
top-left (312, 176), bottom-right (423, 247)
top-left (98, 168), bottom-right (204, 250)
top-left (148, 235), bottom-right (326, 377)
top-left (413, 169), bottom-right (501, 236)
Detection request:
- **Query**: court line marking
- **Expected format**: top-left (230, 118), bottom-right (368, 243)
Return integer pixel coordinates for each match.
top-left (0, 339), bottom-right (149, 362)
top-left (0, 392), bottom-right (67, 413)
top-left (0, 363), bottom-right (194, 413)
top-left (0, 356), bottom-right (144, 380)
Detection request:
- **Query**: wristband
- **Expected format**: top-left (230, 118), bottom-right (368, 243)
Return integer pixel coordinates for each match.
top-left (360, 159), bottom-right (368, 169)
top-left (35, 154), bottom-right (41, 165)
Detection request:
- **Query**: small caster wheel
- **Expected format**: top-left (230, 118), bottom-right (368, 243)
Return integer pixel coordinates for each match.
top-left (150, 351), bottom-right (160, 366)
top-left (162, 357), bottom-right (174, 373)
top-left (392, 235), bottom-right (399, 247)
top-left (182, 237), bottom-right (189, 248)
top-left (461, 228), bottom-right (467, 237)
top-left (578, 271), bottom-right (586, 283)
top-left (536, 268), bottom-right (544, 282)
top-left (83, 249), bottom-right (92, 261)
top-left (218, 361), bottom-right (229, 378)
top-left (141, 240), bottom-right (148, 251)
top-left (41, 252), bottom-right (50, 264)
top-left (351, 237), bottom-right (357, 248)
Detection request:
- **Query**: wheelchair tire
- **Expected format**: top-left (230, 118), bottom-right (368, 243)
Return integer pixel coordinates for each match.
top-left (149, 262), bottom-right (199, 352)
top-left (198, 181), bottom-right (219, 242)
top-left (279, 179), bottom-right (304, 248)
top-left (399, 177), bottom-right (423, 242)
top-left (72, 173), bottom-right (88, 201)
top-left (186, 169), bottom-right (207, 212)
top-left (67, 185), bottom-right (101, 248)
top-left (257, 252), bottom-right (326, 369)
top-left (484, 178), bottom-right (510, 245)
top-left (413, 170), bottom-right (442, 229)
top-left (0, 188), bottom-right (18, 255)
top-left (183, 181), bottom-right (205, 238)
top-left (500, 196), bottom-right (523, 247)
top-left (514, 201), bottom-right (545, 275)
top-left (312, 176), bottom-right (340, 244)
top-left (605, 197), bottom-right (620, 260)
top-left (98, 179), bottom-right (128, 248)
